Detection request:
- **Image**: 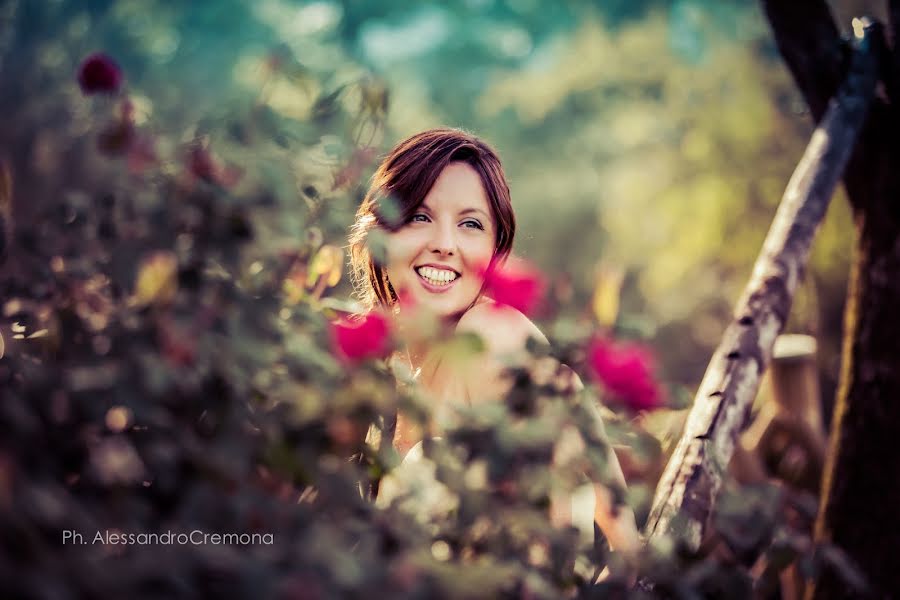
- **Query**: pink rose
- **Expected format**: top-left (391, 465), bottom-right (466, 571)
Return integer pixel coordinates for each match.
top-left (78, 53), bottom-right (123, 95)
top-left (331, 312), bottom-right (391, 364)
top-left (481, 259), bottom-right (545, 316)
top-left (587, 337), bottom-right (665, 411)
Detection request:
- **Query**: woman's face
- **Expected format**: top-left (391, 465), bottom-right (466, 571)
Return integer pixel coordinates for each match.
top-left (383, 161), bottom-right (496, 321)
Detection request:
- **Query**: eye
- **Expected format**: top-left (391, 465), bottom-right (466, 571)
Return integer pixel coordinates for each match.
top-left (409, 213), bottom-right (430, 223)
top-left (461, 219), bottom-right (484, 230)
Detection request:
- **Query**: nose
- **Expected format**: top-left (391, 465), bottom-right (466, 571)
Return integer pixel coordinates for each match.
top-left (427, 221), bottom-right (457, 256)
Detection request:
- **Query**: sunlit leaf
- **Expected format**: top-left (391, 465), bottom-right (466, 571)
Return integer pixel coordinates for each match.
top-left (307, 244), bottom-right (343, 289)
top-left (133, 251), bottom-right (178, 307)
top-left (591, 262), bottom-right (624, 328)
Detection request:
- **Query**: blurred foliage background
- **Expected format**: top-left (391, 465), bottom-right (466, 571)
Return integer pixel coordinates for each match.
top-left (0, 0), bottom-right (885, 596)
top-left (2, 0), bottom-right (888, 400)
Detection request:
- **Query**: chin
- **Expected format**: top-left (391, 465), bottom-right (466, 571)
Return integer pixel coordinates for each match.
top-left (409, 293), bottom-right (474, 322)
top-left (417, 299), bottom-right (466, 320)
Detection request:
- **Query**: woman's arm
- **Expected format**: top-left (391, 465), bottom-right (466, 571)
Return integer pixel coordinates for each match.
top-left (584, 401), bottom-right (642, 561)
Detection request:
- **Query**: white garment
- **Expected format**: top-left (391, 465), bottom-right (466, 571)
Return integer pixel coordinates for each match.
top-left (375, 440), bottom-right (459, 524)
top-left (377, 439), bottom-right (597, 542)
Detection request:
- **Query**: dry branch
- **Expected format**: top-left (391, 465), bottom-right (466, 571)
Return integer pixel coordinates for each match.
top-left (643, 27), bottom-right (878, 551)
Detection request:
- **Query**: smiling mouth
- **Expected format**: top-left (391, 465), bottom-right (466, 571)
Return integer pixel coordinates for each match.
top-left (415, 266), bottom-right (459, 289)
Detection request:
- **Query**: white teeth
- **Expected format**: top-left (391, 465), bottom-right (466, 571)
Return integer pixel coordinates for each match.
top-left (416, 266), bottom-right (458, 285)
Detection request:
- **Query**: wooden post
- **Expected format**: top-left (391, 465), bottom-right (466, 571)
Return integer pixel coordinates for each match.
top-left (738, 334), bottom-right (826, 492)
top-left (769, 334), bottom-right (823, 438)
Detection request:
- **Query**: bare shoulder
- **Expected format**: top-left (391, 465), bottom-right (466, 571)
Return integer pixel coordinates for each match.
top-left (440, 300), bottom-right (547, 404)
top-left (455, 299), bottom-right (548, 355)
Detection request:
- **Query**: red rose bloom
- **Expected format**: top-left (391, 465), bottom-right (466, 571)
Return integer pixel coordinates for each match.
top-left (78, 53), bottom-right (123, 95)
top-left (481, 259), bottom-right (545, 316)
top-left (331, 312), bottom-right (391, 364)
top-left (588, 337), bottom-right (665, 411)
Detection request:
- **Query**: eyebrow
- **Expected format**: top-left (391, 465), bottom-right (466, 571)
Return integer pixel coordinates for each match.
top-left (420, 203), bottom-right (490, 220)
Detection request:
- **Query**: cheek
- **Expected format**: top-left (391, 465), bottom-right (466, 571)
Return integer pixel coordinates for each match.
top-left (383, 231), bottom-right (426, 287)
top-left (463, 237), bottom-right (496, 268)
top-left (384, 232), bottom-right (416, 266)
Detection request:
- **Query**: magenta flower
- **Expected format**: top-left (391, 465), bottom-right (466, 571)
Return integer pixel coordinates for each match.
top-left (77, 53), bottom-right (123, 95)
top-left (331, 312), bottom-right (392, 364)
top-left (587, 337), bottom-right (665, 411)
top-left (482, 259), bottom-right (545, 316)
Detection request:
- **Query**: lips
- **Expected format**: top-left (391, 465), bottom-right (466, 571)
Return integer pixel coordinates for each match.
top-left (414, 266), bottom-right (460, 293)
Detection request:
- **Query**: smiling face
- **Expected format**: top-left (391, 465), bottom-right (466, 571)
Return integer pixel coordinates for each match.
top-left (348, 128), bottom-right (516, 313)
top-left (383, 161), bottom-right (497, 321)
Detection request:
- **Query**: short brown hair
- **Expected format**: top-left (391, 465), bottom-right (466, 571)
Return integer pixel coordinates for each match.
top-left (348, 128), bottom-right (515, 309)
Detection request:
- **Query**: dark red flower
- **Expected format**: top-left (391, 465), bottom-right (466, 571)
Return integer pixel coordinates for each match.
top-left (187, 145), bottom-right (243, 187)
top-left (78, 53), bottom-right (123, 95)
top-left (158, 322), bottom-right (196, 367)
top-left (587, 337), bottom-right (665, 411)
top-left (188, 145), bottom-right (217, 182)
top-left (331, 312), bottom-right (391, 364)
top-left (481, 259), bottom-right (545, 316)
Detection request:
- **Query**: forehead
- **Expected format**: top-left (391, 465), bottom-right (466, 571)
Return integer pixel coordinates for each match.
top-left (421, 162), bottom-right (491, 216)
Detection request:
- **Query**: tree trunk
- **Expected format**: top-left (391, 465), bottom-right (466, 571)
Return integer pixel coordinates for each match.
top-left (762, 2), bottom-right (900, 597)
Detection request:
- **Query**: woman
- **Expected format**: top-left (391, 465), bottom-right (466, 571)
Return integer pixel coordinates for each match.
top-left (348, 128), bottom-right (640, 563)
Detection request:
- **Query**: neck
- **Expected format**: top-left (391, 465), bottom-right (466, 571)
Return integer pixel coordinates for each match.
top-left (394, 315), bottom-right (454, 373)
